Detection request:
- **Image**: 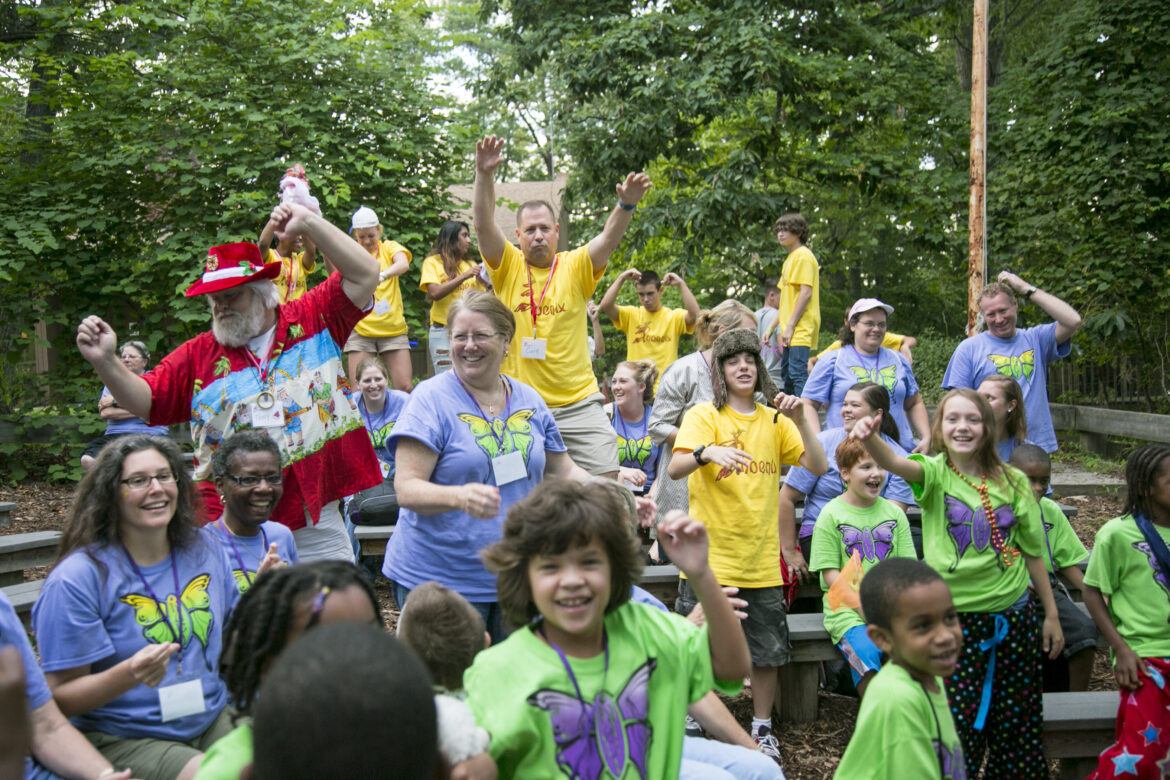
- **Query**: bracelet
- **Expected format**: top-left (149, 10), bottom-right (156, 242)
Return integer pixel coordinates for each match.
top-left (618, 199), bottom-right (636, 212)
top-left (1024, 286), bottom-right (1037, 301)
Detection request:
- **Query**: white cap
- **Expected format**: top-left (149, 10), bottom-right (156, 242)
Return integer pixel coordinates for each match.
top-left (848, 297), bottom-right (894, 319)
top-left (350, 206), bottom-right (380, 231)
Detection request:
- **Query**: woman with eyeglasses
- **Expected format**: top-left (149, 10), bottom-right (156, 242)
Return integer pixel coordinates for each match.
top-left (382, 290), bottom-right (590, 641)
top-left (32, 435), bottom-right (238, 780)
top-left (80, 341), bottom-right (170, 472)
top-left (800, 298), bottom-right (931, 453)
top-left (203, 431), bottom-right (298, 596)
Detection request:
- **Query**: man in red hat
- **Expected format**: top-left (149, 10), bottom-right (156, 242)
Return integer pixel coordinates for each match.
top-left (76, 202), bottom-right (381, 562)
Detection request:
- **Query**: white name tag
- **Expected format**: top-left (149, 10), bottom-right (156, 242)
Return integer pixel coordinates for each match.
top-left (373, 299), bottom-right (392, 315)
top-left (159, 679), bottom-right (206, 722)
top-left (379, 460), bottom-right (391, 479)
top-left (491, 450), bottom-right (527, 485)
top-left (520, 337), bottom-right (547, 360)
top-left (250, 402), bottom-right (284, 428)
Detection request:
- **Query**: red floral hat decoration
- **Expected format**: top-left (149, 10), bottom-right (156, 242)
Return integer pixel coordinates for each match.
top-left (184, 242), bottom-right (282, 297)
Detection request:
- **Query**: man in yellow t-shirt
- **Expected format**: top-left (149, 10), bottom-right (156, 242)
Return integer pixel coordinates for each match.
top-left (774, 213), bottom-right (821, 396)
top-left (598, 268), bottom-right (699, 381)
top-left (472, 134), bottom-right (651, 476)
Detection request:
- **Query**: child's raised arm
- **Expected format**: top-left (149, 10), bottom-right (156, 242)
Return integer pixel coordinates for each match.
top-left (849, 410), bottom-right (924, 484)
top-left (775, 393), bottom-right (827, 476)
top-left (1083, 584), bottom-right (1143, 690)
top-left (657, 511), bottom-right (751, 682)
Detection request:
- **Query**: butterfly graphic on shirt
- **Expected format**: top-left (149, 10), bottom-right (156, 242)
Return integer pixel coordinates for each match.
top-left (986, 350), bottom-right (1035, 383)
top-left (618, 435), bottom-right (654, 467)
top-left (231, 569), bottom-right (260, 595)
top-left (527, 658), bottom-right (654, 780)
top-left (714, 430), bottom-right (747, 481)
top-left (848, 364), bottom-right (898, 393)
top-left (458, 410), bottom-right (535, 463)
top-left (942, 495), bottom-right (1018, 571)
top-left (120, 573), bottom-right (214, 650)
top-left (837, 520), bottom-right (899, 563)
top-left (369, 421), bottom-right (395, 450)
top-left (1130, 541), bottom-right (1170, 609)
top-left (933, 740), bottom-right (968, 780)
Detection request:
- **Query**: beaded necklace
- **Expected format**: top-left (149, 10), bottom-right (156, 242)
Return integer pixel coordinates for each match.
top-left (946, 457), bottom-right (1020, 567)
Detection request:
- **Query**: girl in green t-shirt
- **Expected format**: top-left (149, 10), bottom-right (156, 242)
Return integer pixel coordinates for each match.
top-left (852, 388), bottom-right (1063, 779)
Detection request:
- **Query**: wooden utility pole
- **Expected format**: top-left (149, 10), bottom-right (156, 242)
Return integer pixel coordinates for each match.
top-left (967, 0), bottom-right (989, 335)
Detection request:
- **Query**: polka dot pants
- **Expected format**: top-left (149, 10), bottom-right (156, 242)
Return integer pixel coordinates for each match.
top-left (946, 600), bottom-right (1046, 778)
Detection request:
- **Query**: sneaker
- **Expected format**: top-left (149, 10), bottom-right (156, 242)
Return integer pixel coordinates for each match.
top-left (753, 726), bottom-right (782, 763)
top-left (684, 714), bottom-right (704, 738)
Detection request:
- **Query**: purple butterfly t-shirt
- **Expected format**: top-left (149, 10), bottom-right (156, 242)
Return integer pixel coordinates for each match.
top-left (383, 370), bottom-right (566, 600)
top-left (201, 520), bottom-right (299, 595)
top-left (802, 346), bottom-right (921, 450)
top-left (32, 539), bottom-right (234, 740)
top-left (909, 453), bottom-right (1043, 613)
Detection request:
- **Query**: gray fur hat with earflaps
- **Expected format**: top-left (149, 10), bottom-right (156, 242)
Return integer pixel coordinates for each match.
top-left (710, 328), bottom-right (780, 409)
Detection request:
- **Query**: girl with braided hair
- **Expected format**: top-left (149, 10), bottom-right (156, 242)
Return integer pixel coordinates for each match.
top-left (192, 562), bottom-right (380, 780)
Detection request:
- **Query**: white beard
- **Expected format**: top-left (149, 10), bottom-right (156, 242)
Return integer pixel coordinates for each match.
top-left (211, 292), bottom-right (270, 347)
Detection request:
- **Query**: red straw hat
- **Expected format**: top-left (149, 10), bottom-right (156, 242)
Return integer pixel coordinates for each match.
top-left (185, 242), bottom-right (282, 297)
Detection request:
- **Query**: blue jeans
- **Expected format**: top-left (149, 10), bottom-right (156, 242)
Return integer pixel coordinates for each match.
top-left (780, 345), bottom-right (810, 396)
top-left (680, 736), bottom-right (786, 779)
top-left (390, 580), bottom-right (507, 644)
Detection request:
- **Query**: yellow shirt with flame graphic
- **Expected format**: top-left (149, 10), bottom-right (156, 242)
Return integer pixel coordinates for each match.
top-left (616, 305), bottom-right (692, 381)
top-left (675, 402), bottom-right (806, 587)
top-left (487, 242), bottom-right (601, 408)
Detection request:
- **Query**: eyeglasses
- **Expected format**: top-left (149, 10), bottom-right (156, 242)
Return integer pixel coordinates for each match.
top-left (451, 331), bottom-right (500, 345)
top-left (856, 319), bottom-right (888, 330)
top-left (121, 471), bottom-right (177, 490)
top-left (225, 473), bottom-right (283, 488)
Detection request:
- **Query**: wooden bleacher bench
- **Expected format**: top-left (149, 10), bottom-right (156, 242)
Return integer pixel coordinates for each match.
top-left (0, 530), bottom-right (62, 587)
top-left (2, 579), bottom-right (44, 625)
top-left (353, 524), bottom-right (395, 557)
top-left (1043, 691), bottom-right (1117, 780)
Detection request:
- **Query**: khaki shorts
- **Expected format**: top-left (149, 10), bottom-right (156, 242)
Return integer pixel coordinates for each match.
top-left (549, 393), bottom-right (619, 476)
top-left (85, 707), bottom-right (234, 780)
top-left (343, 332), bottom-right (410, 353)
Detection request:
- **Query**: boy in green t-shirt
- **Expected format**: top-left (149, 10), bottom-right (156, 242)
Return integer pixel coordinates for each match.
top-left (1009, 445), bottom-right (1097, 692)
top-left (835, 557), bottom-right (967, 779)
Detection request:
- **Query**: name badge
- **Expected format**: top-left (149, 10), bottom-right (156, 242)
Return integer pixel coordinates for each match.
top-left (373, 299), bottom-right (392, 316)
top-left (250, 402), bottom-right (284, 428)
top-left (379, 460), bottom-right (391, 479)
top-left (520, 337), bottom-right (547, 360)
top-left (159, 679), bottom-right (206, 722)
top-left (491, 450), bottom-right (527, 485)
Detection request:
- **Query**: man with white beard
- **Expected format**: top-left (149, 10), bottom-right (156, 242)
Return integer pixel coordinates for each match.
top-left (76, 202), bottom-right (381, 562)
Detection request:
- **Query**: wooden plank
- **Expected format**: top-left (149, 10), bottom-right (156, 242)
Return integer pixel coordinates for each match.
top-left (0, 501), bottom-right (14, 528)
top-left (353, 525), bottom-right (394, 557)
top-left (1042, 691), bottom-right (1116, 761)
top-left (3, 579), bottom-right (44, 615)
top-left (1051, 404), bottom-right (1170, 444)
top-left (0, 530), bottom-right (61, 553)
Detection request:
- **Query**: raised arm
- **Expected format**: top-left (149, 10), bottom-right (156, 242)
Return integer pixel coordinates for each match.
top-left (850, 410), bottom-right (924, 484)
top-left (997, 271), bottom-right (1082, 343)
top-left (76, 318), bottom-right (153, 420)
top-left (472, 136), bottom-right (509, 269)
top-left (599, 269), bottom-right (638, 322)
top-left (776, 393), bottom-right (827, 475)
top-left (585, 173), bottom-right (652, 272)
top-left (587, 301), bottom-right (606, 356)
top-left (662, 272), bottom-right (700, 326)
top-left (258, 216), bottom-right (277, 256)
top-left (274, 203), bottom-right (377, 308)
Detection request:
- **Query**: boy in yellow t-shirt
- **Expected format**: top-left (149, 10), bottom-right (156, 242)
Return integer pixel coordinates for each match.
top-left (774, 213), bottom-right (820, 396)
top-left (598, 268), bottom-right (700, 381)
top-left (669, 327), bottom-right (827, 762)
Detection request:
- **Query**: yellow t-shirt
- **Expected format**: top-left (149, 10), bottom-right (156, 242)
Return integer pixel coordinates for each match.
top-left (817, 332), bottom-right (905, 357)
top-left (486, 242), bottom-right (601, 408)
top-left (615, 305), bottom-right (692, 378)
top-left (354, 240), bottom-right (411, 338)
top-left (674, 402), bottom-right (806, 587)
top-left (419, 255), bottom-right (483, 325)
top-left (264, 249), bottom-right (316, 304)
top-left (777, 245), bottom-right (820, 348)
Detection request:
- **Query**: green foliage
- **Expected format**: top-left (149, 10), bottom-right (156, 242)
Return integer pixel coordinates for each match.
top-left (0, 406), bottom-right (106, 484)
top-left (908, 329), bottom-right (965, 405)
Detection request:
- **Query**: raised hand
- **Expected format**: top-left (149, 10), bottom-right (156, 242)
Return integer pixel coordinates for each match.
top-left (773, 393), bottom-right (803, 421)
top-left (656, 510), bottom-right (710, 579)
top-left (997, 270), bottom-right (1026, 294)
top-left (257, 543), bottom-right (286, 577)
top-left (476, 136), bottom-right (505, 176)
top-left (615, 172), bottom-right (652, 206)
top-left (270, 202), bottom-right (314, 243)
top-left (586, 301), bottom-right (601, 321)
top-left (848, 410), bottom-right (882, 441)
top-left (661, 272), bottom-right (684, 287)
top-left (76, 316), bottom-right (120, 366)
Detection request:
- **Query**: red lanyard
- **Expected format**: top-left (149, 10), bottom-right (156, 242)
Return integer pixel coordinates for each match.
top-left (243, 337), bottom-right (277, 388)
top-left (525, 257), bottom-right (559, 336)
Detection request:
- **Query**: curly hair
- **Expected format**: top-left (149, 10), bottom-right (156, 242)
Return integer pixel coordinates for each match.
top-left (772, 213), bottom-right (809, 245)
top-left (481, 479), bottom-right (643, 628)
top-left (219, 561), bottom-right (382, 714)
top-left (211, 429), bottom-right (280, 480)
top-left (1123, 445), bottom-right (1170, 522)
top-left (54, 435), bottom-right (198, 573)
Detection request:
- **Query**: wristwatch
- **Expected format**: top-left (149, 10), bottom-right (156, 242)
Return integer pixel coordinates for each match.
top-left (1024, 286), bottom-right (1037, 301)
top-left (692, 445), bottom-right (708, 465)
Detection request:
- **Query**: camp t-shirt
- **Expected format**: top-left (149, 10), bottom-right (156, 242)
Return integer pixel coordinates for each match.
top-left (465, 601), bottom-right (739, 780)
top-left (1038, 497), bottom-right (1088, 574)
top-left (941, 322), bottom-right (1070, 453)
top-left (777, 245), bottom-right (820, 349)
top-left (354, 240), bottom-right (411, 338)
top-left (615, 305), bottom-right (692, 378)
top-left (834, 663), bottom-right (966, 780)
top-left (420, 255), bottom-right (483, 325)
top-left (908, 453), bottom-right (1042, 613)
top-left (611, 404), bottom-right (661, 492)
top-left (32, 539), bottom-right (235, 740)
top-left (784, 427), bottom-right (915, 539)
top-left (487, 242), bottom-right (601, 408)
top-left (809, 496), bottom-right (916, 644)
top-left (675, 402), bottom-right (805, 587)
top-left (1, 591), bottom-right (53, 780)
top-left (358, 390), bottom-right (410, 476)
top-left (802, 347), bottom-right (921, 451)
top-left (201, 520), bottom-right (299, 595)
top-left (264, 248), bottom-right (314, 304)
top-left (1084, 515), bottom-right (1170, 662)
top-left (383, 371), bottom-right (566, 600)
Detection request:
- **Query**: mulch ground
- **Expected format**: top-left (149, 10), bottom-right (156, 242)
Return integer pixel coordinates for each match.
top-left (0, 482), bottom-right (1126, 778)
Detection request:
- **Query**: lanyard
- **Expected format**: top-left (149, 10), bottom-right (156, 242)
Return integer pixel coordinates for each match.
top-left (244, 337), bottom-right (277, 389)
top-left (454, 374), bottom-right (512, 449)
top-left (539, 624), bottom-right (608, 709)
top-left (850, 345), bottom-right (881, 379)
top-left (918, 678), bottom-right (946, 776)
top-left (120, 543), bottom-right (185, 672)
top-left (217, 520), bottom-right (269, 588)
top-left (525, 257), bottom-right (559, 337)
top-left (617, 407), bottom-right (648, 442)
